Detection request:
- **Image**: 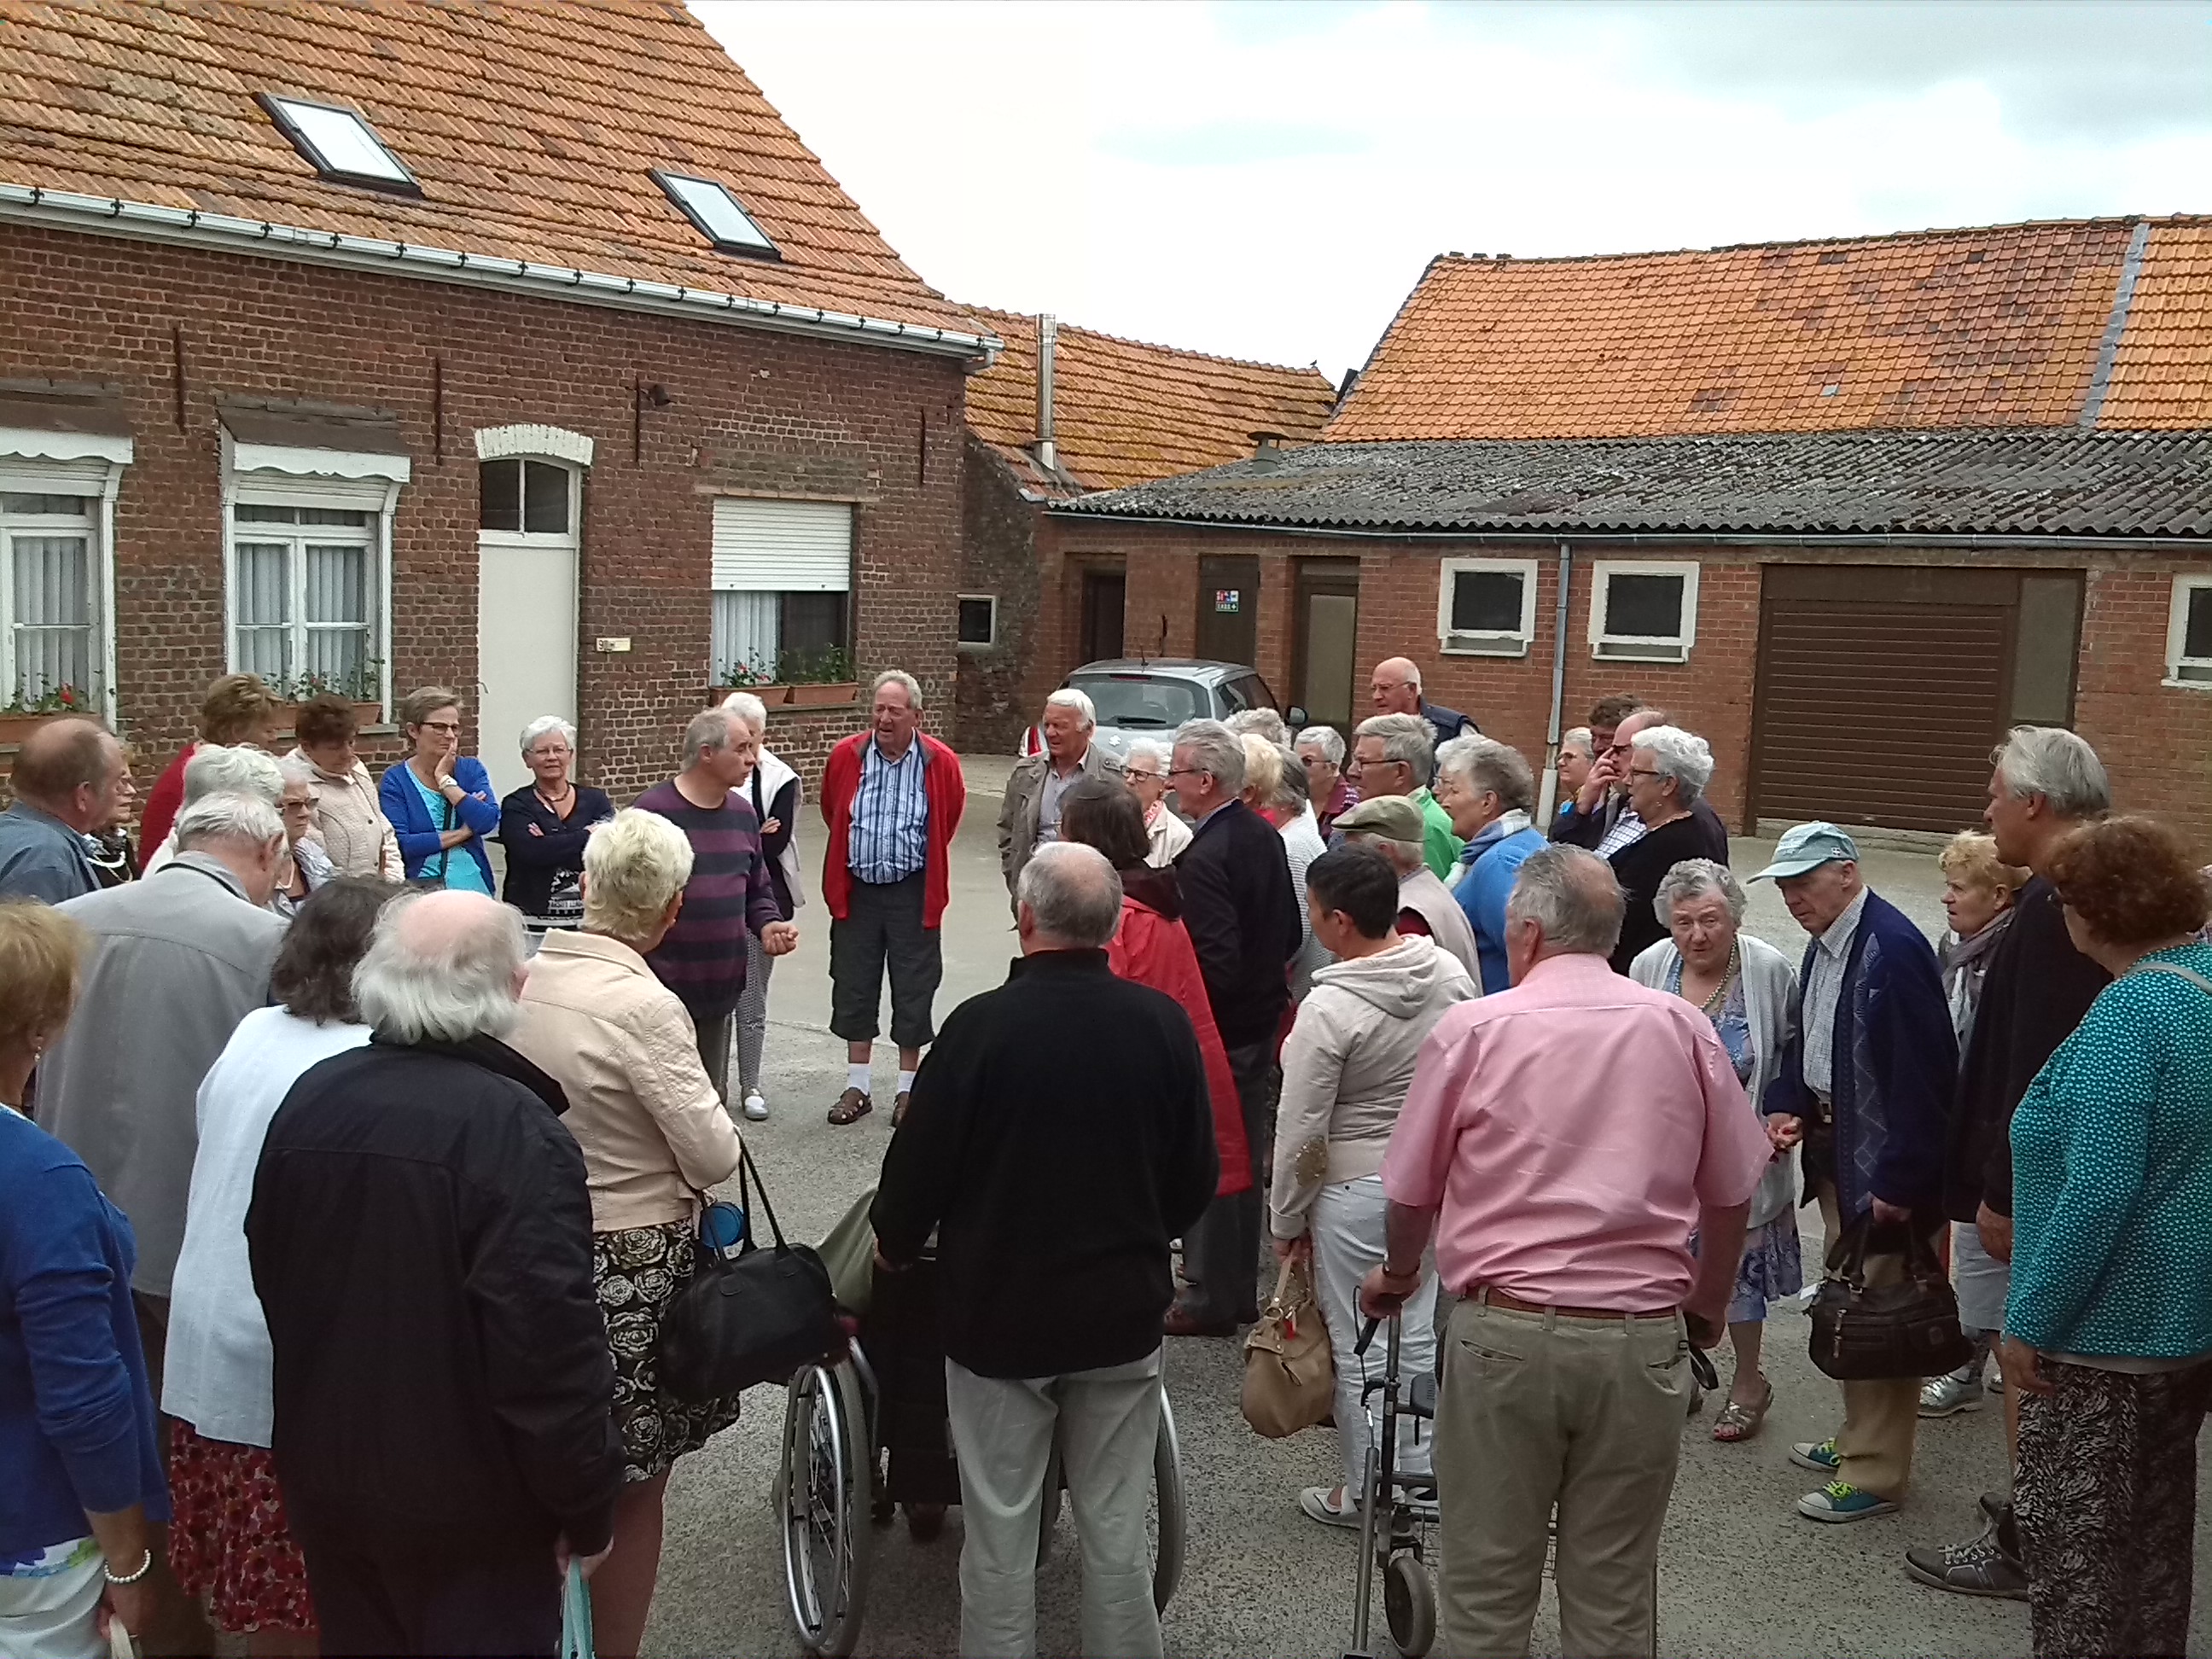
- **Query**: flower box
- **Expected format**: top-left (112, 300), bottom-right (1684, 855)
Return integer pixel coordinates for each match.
top-left (272, 700), bottom-right (387, 731)
top-left (711, 682), bottom-right (859, 709)
top-left (0, 710), bottom-right (86, 748)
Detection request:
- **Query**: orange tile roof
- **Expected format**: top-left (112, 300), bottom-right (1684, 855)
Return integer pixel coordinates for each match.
top-left (2097, 220), bottom-right (2212, 428)
top-left (0, 0), bottom-right (981, 340)
top-left (963, 306), bottom-right (1338, 494)
top-left (1327, 218), bottom-right (2206, 441)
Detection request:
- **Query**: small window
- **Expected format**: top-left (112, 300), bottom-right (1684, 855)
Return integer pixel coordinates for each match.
top-left (258, 94), bottom-right (419, 194)
top-left (228, 500), bottom-right (381, 701)
top-left (1589, 560), bottom-right (1699, 663)
top-left (2166, 576), bottom-right (2212, 688)
top-left (651, 171), bottom-right (780, 259)
top-left (1, 491), bottom-right (98, 709)
top-left (1437, 558), bottom-right (1539, 655)
top-left (957, 595), bottom-right (998, 649)
top-left (479, 459), bottom-right (573, 536)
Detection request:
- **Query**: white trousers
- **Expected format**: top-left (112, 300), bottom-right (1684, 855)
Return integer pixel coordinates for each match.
top-left (0, 1538), bottom-right (105, 1659)
top-left (1311, 1174), bottom-right (1437, 1498)
top-left (944, 1349), bottom-right (1164, 1659)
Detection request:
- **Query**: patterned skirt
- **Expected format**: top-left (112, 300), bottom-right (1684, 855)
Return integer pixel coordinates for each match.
top-left (166, 1422), bottom-right (315, 1634)
top-left (596, 1220), bottom-right (743, 1482)
top-left (1690, 1207), bottom-right (1805, 1326)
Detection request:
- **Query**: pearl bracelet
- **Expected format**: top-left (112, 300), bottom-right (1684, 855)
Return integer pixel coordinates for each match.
top-left (104, 1547), bottom-right (153, 1586)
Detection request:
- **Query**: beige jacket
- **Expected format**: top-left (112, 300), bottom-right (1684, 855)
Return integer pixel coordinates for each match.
top-left (286, 746), bottom-right (402, 880)
top-left (508, 928), bottom-right (742, 1231)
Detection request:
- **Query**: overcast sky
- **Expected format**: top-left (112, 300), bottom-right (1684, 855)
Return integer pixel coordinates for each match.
top-left (692, 2), bottom-right (2212, 381)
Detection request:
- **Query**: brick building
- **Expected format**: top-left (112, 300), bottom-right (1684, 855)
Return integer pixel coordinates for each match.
top-left (1044, 217), bottom-right (2212, 835)
top-left (952, 306), bottom-right (1335, 751)
top-left (0, 0), bottom-right (998, 798)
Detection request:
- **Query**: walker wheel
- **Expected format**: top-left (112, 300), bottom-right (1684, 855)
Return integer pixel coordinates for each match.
top-left (1384, 1547), bottom-right (1435, 1657)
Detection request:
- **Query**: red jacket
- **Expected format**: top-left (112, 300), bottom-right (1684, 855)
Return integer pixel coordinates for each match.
top-left (138, 742), bottom-right (199, 856)
top-left (819, 731), bottom-right (966, 928)
top-left (1109, 894), bottom-right (1253, 1198)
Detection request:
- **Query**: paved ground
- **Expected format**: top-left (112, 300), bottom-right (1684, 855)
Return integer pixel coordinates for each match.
top-left (643, 766), bottom-right (2209, 1657)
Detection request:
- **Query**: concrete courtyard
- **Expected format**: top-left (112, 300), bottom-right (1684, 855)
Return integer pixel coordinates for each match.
top-left (642, 759), bottom-right (2204, 1657)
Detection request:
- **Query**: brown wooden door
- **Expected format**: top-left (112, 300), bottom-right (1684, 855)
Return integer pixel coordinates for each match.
top-left (1079, 568), bottom-right (1125, 663)
top-left (1196, 556), bottom-right (1259, 666)
top-left (1751, 565), bottom-right (2017, 834)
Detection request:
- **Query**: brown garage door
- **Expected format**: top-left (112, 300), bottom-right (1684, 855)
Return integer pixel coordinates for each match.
top-left (1751, 565), bottom-right (2044, 835)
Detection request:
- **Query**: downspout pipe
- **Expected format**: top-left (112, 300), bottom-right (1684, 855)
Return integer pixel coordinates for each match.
top-left (1034, 314), bottom-right (1057, 473)
top-left (1536, 538), bottom-right (1573, 824)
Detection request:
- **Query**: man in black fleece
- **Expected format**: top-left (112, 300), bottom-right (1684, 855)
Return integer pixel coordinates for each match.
top-left (873, 841), bottom-right (1217, 1659)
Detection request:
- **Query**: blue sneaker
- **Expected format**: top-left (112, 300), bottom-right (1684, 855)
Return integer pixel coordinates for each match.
top-left (1790, 1438), bottom-right (1841, 1474)
top-left (1799, 1480), bottom-right (1900, 1522)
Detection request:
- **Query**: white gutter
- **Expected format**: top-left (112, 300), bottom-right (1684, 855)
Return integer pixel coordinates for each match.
top-left (0, 183), bottom-right (1003, 365)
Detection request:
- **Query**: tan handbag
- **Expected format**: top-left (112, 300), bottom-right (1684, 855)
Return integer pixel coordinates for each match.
top-left (1240, 1256), bottom-right (1335, 1438)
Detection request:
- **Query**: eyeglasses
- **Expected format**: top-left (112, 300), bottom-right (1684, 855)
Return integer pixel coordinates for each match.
top-left (419, 720), bottom-right (461, 735)
top-left (1627, 767), bottom-right (1665, 783)
top-left (1165, 765), bottom-right (1204, 780)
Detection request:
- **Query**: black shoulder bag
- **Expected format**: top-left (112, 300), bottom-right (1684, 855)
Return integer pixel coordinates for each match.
top-left (1808, 1212), bottom-right (1972, 1381)
top-left (657, 1140), bottom-right (839, 1402)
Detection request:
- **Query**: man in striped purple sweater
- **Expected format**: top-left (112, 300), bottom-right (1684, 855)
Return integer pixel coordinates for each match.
top-left (635, 708), bottom-right (800, 1103)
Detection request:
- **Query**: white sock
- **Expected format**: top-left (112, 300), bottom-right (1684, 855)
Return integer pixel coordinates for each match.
top-left (897, 1068), bottom-right (917, 1095)
top-left (847, 1062), bottom-right (872, 1095)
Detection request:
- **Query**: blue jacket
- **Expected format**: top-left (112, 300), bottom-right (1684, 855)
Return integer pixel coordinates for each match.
top-left (1452, 818), bottom-right (1547, 995)
top-left (379, 757), bottom-right (500, 888)
top-left (2, 1107), bottom-right (170, 1559)
top-left (1762, 889), bottom-right (1956, 1221)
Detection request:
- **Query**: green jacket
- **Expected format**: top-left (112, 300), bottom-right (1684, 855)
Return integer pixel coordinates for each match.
top-left (1412, 787), bottom-right (1463, 882)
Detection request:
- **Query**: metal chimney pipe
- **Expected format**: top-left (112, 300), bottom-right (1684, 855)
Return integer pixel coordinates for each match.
top-left (1034, 313), bottom-right (1057, 471)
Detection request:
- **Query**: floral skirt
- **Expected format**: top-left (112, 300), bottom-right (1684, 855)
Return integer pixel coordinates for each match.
top-left (166, 1422), bottom-right (315, 1634)
top-left (597, 1220), bottom-right (743, 1482)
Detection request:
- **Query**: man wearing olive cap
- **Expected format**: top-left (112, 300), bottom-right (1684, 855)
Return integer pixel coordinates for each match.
top-left (1335, 795), bottom-right (1482, 985)
top-left (1753, 822), bottom-right (1956, 1526)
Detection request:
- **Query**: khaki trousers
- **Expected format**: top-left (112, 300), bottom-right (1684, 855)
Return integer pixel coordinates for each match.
top-left (1434, 1296), bottom-right (1689, 1659)
top-left (1813, 1185), bottom-right (1924, 1500)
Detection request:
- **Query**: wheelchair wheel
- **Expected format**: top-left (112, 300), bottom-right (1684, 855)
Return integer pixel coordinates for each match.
top-left (1033, 1384), bottom-right (1186, 1612)
top-left (780, 1360), bottom-right (872, 1656)
top-left (1383, 1547), bottom-right (1435, 1658)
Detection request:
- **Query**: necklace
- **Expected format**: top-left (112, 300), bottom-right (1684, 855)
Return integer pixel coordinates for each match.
top-left (1695, 940), bottom-right (1743, 1015)
top-left (535, 780), bottom-right (574, 815)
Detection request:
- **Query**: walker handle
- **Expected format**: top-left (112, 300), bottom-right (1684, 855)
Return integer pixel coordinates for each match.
top-left (1354, 1317), bottom-right (1380, 1357)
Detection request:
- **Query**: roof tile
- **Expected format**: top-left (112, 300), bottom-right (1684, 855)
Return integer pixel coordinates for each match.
top-left (2098, 222), bottom-right (2212, 428)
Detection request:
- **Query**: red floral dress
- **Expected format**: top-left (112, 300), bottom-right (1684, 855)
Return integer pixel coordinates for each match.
top-left (166, 1422), bottom-right (315, 1633)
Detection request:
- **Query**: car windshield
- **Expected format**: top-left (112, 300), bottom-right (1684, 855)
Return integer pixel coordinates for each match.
top-left (1068, 672), bottom-right (1206, 730)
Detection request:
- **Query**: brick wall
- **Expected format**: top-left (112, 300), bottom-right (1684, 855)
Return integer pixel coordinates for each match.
top-left (952, 433), bottom-right (1039, 754)
top-left (0, 222), bottom-right (970, 801)
top-left (1048, 516), bottom-right (2212, 841)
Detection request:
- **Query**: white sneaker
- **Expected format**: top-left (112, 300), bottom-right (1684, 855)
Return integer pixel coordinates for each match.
top-left (1920, 1372), bottom-right (1983, 1417)
top-left (742, 1091), bottom-right (769, 1121)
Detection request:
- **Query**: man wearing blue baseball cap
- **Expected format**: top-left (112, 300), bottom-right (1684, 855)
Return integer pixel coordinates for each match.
top-left (1752, 823), bottom-right (1957, 1525)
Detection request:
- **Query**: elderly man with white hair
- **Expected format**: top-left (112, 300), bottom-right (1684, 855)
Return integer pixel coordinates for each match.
top-left (496, 714), bottom-right (614, 928)
top-left (1349, 712), bottom-right (1461, 880)
top-left (998, 685), bottom-right (1124, 898)
top-left (1295, 725), bottom-right (1357, 838)
top-left (1120, 738), bottom-right (1190, 866)
top-left (1606, 725), bottom-right (1720, 973)
top-left (247, 889), bottom-right (623, 1657)
top-left (875, 842), bottom-right (1218, 1659)
top-left (140, 741), bottom-right (285, 875)
top-left (1367, 655), bottom-right (1478, 748)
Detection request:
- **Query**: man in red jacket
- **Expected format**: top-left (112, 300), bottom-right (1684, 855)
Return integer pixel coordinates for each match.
top-left (819, 670), bottom-right (967, 1126)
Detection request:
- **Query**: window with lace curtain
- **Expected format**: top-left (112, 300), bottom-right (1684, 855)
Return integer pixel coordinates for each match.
top-left (1, 492), bottom-right (97, 707)
top-left (228, 502), bottom-right (379, 699)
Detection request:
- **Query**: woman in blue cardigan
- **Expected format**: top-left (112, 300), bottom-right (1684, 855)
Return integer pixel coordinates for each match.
top-left (377, 686), bottom-right (499, 892)
top-left (2003, 817), bottom-right (2212, 1659)
top-left (0, 904), bottom-right (168, 1658)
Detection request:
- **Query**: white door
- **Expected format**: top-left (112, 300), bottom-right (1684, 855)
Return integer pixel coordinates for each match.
top-left (475, 460), bottom-right (580, 796)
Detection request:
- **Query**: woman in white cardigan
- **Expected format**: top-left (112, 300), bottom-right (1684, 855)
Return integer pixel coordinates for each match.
top-left (1631, 857), bottom-right (1799, 1443)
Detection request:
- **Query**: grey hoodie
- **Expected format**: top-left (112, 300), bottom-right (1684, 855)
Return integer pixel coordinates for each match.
top-left (1269, 933), bottom-right (1478, 1237)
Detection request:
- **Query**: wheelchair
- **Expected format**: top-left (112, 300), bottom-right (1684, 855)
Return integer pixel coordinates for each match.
top-left (776, 1252), bottom-right (1187, 1656)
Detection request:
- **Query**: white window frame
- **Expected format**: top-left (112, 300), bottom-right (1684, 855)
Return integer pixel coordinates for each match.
top-left (0, 436), bottom-right (129, 723)
top-left (1436, 557), bottom-right (1540, 656)
top-left (956, 593), bottom-right (998, 650)
top-left (475, 457), bottom-right (583, 550)
top-left (221, 432), bottom-right (405, 716)
top-left (1588, 559), bottom-right (1700, 663)
top-left (2165, 573), bottom-right (2212, 690)
top-left (709, 497), bottom-right (855, 686)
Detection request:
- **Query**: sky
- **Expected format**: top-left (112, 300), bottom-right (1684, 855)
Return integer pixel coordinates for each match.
top-left (691, 1), bottom-right (2212, 381)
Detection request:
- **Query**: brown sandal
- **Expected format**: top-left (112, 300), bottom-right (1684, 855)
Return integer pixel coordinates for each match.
top-left (828, 1087), bottom-right (872, 1126)
top-left (1712, 1377), bottom-right (1773, 1442)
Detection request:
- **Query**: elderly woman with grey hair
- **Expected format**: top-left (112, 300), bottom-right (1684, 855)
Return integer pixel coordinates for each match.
top-left (1629, 857), bottom-right (1800, 1441)
top-left (498, 715), bottom-right (615, 928)
top-left (720, 691), bottom-right (803, 1121)
top-left (271, 754), bottom-right (340, 918)
top-left (1120, 736), bottom-right (1191, 866)
top-left (140, 742), bottom-right (286, 876)
top-left (1606, 725), bottom-right (1718, 973)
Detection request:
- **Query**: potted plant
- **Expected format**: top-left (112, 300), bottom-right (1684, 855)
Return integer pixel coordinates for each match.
top-left (0, 682), bottom-right (97, 748)
top-left (710, 647), bottom-right (858, 708)
top-left (269, 662), bottom-right (385, 729)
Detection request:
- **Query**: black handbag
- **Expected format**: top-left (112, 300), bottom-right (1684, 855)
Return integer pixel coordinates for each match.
top-left (1807, 1212), bottom-right (1972, 1382)
top-left (656, 1141), bottom-right (840, 1402)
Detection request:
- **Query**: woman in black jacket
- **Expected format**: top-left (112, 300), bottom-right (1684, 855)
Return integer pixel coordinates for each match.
top-left (1607, 725), bottom-right (1720, 973)
top-left (498, 716), bottom-right (614, 927)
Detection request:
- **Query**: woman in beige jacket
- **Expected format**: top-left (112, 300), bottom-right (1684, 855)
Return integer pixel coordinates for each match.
top-left (287, 692), bottom-right (402, 879)
top-left (508, 808), bottom-right (742, 1659)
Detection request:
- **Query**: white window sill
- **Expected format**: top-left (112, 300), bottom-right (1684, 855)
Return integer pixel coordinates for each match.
top-left (1438, 638), bottom-right (1532, 658)
top-left (1592, 644), bottom-right (1691, 663)
top-left (2161, 675), bottom-right (2212, 692)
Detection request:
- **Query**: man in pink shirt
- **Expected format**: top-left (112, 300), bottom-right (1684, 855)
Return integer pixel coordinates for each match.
top-left (1364, 845), bottom-right (1770, 1657)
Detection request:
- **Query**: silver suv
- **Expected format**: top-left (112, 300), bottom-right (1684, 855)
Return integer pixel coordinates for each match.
top-left (1018, 659), bottom-right (1303, 759)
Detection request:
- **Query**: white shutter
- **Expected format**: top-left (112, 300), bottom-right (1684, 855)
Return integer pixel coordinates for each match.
top-left (711, 498), bottom-right (852, 593)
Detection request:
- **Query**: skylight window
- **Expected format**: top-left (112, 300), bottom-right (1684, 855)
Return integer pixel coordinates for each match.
top-left (258, 94), bottom-right (419, 194)
top-left (652, 171), bottom-right (780, 259)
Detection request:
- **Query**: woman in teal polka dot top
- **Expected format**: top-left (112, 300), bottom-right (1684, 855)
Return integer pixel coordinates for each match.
top-left (2000, 815), bottom-right (2212, 1659)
